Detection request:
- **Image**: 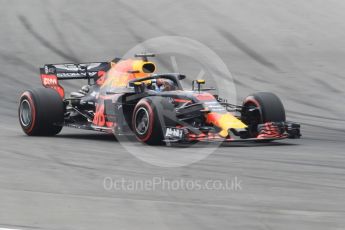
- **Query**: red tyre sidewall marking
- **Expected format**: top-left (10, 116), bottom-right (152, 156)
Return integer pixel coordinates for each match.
top-left (243, 97), bottom-right (260, 108)
top-left (133, 100), bottom-right (154, 142)
top-left (20, 92), bottom-right (36, 134)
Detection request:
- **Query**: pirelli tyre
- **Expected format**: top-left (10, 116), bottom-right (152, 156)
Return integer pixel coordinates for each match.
top-left (241, 92), bottom-right (286, 137)
top-left (132, 97), bottom-right (177, 145)
top-left (19, 88), bottom-right (64, 136)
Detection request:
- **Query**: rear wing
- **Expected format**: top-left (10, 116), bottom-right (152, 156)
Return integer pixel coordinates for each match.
top-left (40, 62), bottom-right (111, 80)
top-left (40, 62), bottom-right (111, 98)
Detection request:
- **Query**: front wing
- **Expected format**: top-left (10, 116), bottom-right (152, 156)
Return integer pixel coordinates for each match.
top-left (163, 122), bottom-right (301, 143)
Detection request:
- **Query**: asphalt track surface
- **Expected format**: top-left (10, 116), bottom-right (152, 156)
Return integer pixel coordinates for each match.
top-left (1, 0), bottom-right (345, 229)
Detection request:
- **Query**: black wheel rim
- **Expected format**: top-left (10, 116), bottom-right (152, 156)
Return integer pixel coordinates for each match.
top-left (242, 103), bottom-right (261, 136)
top-left (135, 107), bottom-right (150, 135)
top-left (20, 99), bottom-right (32, 127)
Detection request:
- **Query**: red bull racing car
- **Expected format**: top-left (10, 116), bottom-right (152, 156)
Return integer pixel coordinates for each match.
top-left (18, 53), bottom-right (301, 145)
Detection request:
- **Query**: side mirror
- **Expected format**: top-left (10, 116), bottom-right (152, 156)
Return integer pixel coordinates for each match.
top-left (192, 79), bottom-right (206, 92)
top-left (132, 81), bottom-right (146, 93)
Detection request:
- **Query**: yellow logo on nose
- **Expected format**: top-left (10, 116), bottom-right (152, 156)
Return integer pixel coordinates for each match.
top-left (207, 113), bottom-right (247, 137)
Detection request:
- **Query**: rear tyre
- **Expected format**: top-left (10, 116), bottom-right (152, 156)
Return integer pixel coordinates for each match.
top-left (241, 92), bottom-right (285, 137)
top-left (19, 88), bottom-right (64, 136)
top-left (132, 97), bottom-right (176, 145)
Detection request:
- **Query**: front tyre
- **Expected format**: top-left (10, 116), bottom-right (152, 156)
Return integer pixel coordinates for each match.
top-left (241, 92), bottom-right (286, 137)
top-left (132, 97), bottom-right (176, 145)
top-left (19, 88), bottom-right (64, 136)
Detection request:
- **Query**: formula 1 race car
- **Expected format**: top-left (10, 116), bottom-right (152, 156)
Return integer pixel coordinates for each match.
top-left (18, 53), bottom-right (301, 145)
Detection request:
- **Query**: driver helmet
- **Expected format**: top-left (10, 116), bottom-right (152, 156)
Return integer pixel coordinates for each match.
top-left (156, 79), bottom-right (176, 92)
